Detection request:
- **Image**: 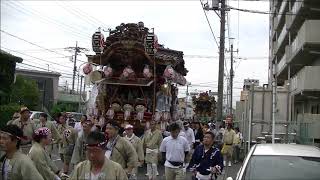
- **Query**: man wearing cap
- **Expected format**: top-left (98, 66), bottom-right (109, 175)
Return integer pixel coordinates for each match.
top-left (103, 121), bottom-right (138, 177)
top-left (124, 124), bottom-right (144, 179)
top-left (70, 131), bottom-right (128, 180)
top-left (142, 121), bottom-right (163, 180)
top-left (71, 120), bottom-right (94, 166)
top-left (28, 127), bottom-right (62, 180)
top-left (0, 124), bottom-right (44, 180)
top-left (11, 107), bottom-right (36, 153)
top-left (35, 113), bottom-right (61, 157)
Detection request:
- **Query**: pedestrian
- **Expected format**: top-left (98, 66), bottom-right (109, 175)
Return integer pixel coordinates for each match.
top-left (202, 124), bottom-right (210, 133)
top-left (193, 122), bottom-right (204, 150)
top-left (11, 107), bottom-right (36, 153)
top-left (160, 122), bottom-right (190, 180)
top-left (28, 127), bottom-right (62, 180)
top-left (188, 131), bottom-right (224, 180)
top-left (103, 121), bottom-right (138, 177)
top-left (221, 123), bottom-right (236, 167)
top-left (233, 127), bottom-right (243, 164)
top-left (71, 120), bottom-right (94, 166)
top-left (215, 125), bottom-right (225, 150)
top-left (182, 122), bottom-right (195, 150)
top-left (73, 115), bottom-right (87, 134)
top-left (142, 121), bottom-right (163, 180)
top-left (57, 112), bottom-right (78, 174)
top-left (0, 124), bottom-right (44, 180)
top-left (35, 113), bottom-right (61, 157)
top-left (6, 110), bottom-right (20, 125)
top-left (209, 123), bottom-right (218, 136)
top-left (124, 124), bottom-right (144, 179)
top-left (69, 131), bottom-right (128, 180)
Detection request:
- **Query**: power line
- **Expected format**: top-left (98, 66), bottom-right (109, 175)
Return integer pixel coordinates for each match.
top-left (19, 62), bottom-right (52, 72)
top-left (57, 1), bottom-right (110, 29)
top-left (2, 1), bottom-right (91, 42)
top-left (1, 30), bottom-right (88, 64)
top-left (184, 54), bottom-right (267, 59)
top-left (55, 1), bottom-right (100, 29)
top-left (228, 6), bottom-right (299, 15)
top-left (18, 62), bottom-right (74, 77)
top-left (199, 0), bottom-right (220, 48)
top-left (9, 1), bottom-right (92, 38)
top-left (8, 48), bottom-right (67, 52)
top-left (1, 30), bottom-right (68, 57)
top-left (1, 47), bottom-right (72, 69)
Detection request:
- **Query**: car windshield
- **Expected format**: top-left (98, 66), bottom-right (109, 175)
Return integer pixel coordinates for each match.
top-left (243, 155), bottom-right (320, 180)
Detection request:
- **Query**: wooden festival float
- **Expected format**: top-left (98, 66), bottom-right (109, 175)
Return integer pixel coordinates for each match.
top-left (84, 22), bottom-right (188, 131)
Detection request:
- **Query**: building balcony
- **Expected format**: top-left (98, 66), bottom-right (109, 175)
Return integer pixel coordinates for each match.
top-left (276, 53), bottom-right (287, 77)
top-left (273, 17), bottom-right (279, 32)
top-left (286, 0), bottom-right (305, 31)
top-left (279, 21), bottom-right (320, 83)
top-left (271, 41), bottom-right (277, 63)
top-left (274, 0), bottom-right (283, 12)
top-left (276, 45), bottom-right (291, 84)
top-left (291, 66), bottom-right (320, 93)
top-left (276, 23), bottom-right (289, 53)
top-left (275, 0), bottom-right (289, 30)
top-left (288, 20), bottom-right (320, 64)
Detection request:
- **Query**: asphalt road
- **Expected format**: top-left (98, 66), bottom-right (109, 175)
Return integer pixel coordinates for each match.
top-left (50, 144), bottom-right (241, 180)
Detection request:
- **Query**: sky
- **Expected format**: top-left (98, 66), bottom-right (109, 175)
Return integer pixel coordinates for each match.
top-left (0, 0), bottom-right (270, 107)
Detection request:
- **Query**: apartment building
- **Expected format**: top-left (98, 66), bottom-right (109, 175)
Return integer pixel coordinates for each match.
top-left (269, 0), bottom-right (320, 146)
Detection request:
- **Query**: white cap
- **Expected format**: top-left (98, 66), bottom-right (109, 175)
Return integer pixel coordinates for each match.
top-left (125, 124), bottom-right (134, 130)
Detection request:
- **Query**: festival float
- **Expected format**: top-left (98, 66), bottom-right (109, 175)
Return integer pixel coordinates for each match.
top-left (85, 22), bottom-right (188, 131)
top-left (192, 91), bottom-right (217, 123)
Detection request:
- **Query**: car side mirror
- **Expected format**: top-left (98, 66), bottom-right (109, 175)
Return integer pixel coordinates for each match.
top-left (226, 177), bottom-right (233, 180)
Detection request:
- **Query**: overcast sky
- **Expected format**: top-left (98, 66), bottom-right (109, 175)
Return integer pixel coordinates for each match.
top-left (0, 0), bottom-right (270, 107)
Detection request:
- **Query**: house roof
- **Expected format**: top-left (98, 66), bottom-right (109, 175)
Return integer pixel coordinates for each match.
top-left (16, 68), bottom-right (61, 77)
top-left (0, 49), bottom-right (23, 63)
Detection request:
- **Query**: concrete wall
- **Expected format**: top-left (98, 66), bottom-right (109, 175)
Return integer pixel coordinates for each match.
top-left (236, 86), bottom-right (288, 142)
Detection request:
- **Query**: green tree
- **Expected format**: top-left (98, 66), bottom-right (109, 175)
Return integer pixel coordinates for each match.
top-left (51, 102), bottom-right (77, 117)
top-left (10, 75), bottom-right (40, 110)
top-left (0, 103), bottom-right (21, 128)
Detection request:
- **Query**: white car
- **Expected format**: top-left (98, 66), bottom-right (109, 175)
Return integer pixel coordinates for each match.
top-left (228, 144), bottom-right (320, 180)
top-left (30, 111), bottom-right (56, 125)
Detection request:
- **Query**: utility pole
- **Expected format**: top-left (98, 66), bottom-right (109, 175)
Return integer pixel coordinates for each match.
top-left (230, 44), bottom-right (234, 116)
top-left (228, 41), bottom-right (238, 116)
top-left (202, 0), bottom-right (226, 122)
top-left (65, 41), bottom-right (88, 94)
top-left (226, 76), bottom-right (229, 115)
top-left (72, 41), bottom-right (78, 93)
top-left (217, 0), bottom-right (226, 122)
top-left (272, 63), bottom-right (277, 144)
top-left (78, 75), bottom-right (84, 113)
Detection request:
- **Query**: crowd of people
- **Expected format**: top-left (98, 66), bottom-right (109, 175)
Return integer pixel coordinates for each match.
top-left (0, 107), bottom-right (243, 180)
